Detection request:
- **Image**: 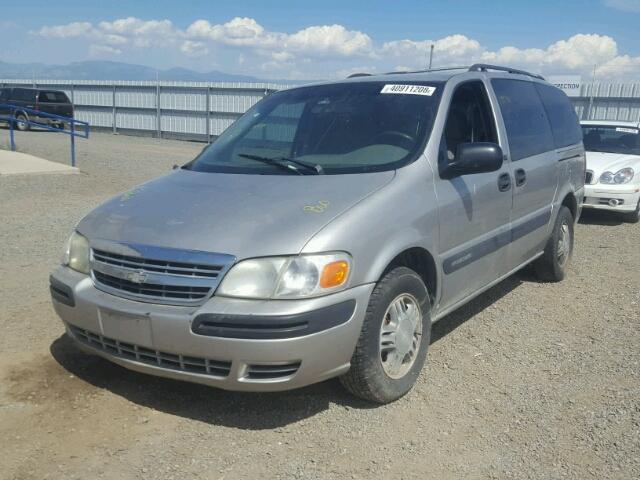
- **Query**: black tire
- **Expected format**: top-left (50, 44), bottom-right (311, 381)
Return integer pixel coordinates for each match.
top-left (622, 200), bottom-right (640, 224)
top-left (534, 206), bottom-right (574, 282)
top-left (340, 267), bottom-right (431, 404)
top-left (16, 113), bottom-right (30, 131)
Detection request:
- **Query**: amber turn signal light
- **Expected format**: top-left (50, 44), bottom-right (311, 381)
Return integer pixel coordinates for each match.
top-left (320, 261), bottom-right (349, 289)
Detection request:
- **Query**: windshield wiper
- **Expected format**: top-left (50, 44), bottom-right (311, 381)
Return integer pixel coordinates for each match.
top-left (239, 153), bottom-right (324, 175)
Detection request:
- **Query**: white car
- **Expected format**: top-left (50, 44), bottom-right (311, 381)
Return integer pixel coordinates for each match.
top-left (581, 120), bottom-right (640, 223)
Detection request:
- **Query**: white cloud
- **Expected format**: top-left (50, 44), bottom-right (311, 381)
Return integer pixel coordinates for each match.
top-left (271, 51), bottom-right (294, 62)
top-left (382, 35), bottom-right (482, 68)
top-left (89, 44), bottom-right (122, 57)
top-left (603, 0), bottom-right (640, 12)
top-left (480, 34), bottom-right (620, 72)
top-left (185, 17), bottom-right (372, 58)
top-left (97, 17), bottom-right (175, 37)
top-left (35, 17), bottom-right (179, 49)
top-left (180, 40), bottom-right (209, 58)
top-left (383, 35), bottom-right (480, 58)
top-left (31, 16), bottom-right (640, 79)
top-left (186, 18), bottom-right (273, 47)
top-left (35, 21), bottom-right (92, 38)
top-left (381, 33), bottom-right (640, 79)
top-left (284, 25), bottom-right (372, 57)
top-left (101, 34), bottom-right (128, 46)
top-left (595, 54), bottom-right (640, 77)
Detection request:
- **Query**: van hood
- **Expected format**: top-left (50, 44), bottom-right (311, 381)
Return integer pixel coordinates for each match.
top-left (585, 151), bottom-right (640, 176)
top-left (77, 169), bottom-right (395, 259)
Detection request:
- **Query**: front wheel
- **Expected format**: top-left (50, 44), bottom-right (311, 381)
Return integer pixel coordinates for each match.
top-left (533, 206), bottom-right (574, 282)
top-left (340, 267), bottom-right (431, 404)
top-left (15, 113), bottom-right (30, 131)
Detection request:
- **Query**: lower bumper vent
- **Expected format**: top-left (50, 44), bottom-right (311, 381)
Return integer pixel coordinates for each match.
top-left (245, 362), bottom-right (301, 380)
top-left (69, 325), bottom-right (231, 378)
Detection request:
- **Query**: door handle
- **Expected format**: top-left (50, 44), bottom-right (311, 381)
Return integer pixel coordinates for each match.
top-left (515, 168), bottom-right (526, 187)
top-left (497, 173), bottom-right (511, 192)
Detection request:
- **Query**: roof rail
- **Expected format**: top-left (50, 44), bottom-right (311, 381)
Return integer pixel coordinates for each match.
top-left (384, 66), bottom-right (470, 75)
top-left (347, 73), bottom-right (372, 78)
top-left (468, 64), bottom-right (545, 80)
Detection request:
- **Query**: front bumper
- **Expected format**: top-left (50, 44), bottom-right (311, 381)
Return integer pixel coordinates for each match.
top-left (583, 184), bottom-right (640, 212)
top-left (50, 266), bottom-right (374, 392)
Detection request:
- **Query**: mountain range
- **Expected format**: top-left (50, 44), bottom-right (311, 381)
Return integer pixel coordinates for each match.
top-left (0, 60), bottom-right (299, 84)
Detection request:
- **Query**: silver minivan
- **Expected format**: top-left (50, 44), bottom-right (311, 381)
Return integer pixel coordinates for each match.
top-left (50, 64), bottom-right (585, 403)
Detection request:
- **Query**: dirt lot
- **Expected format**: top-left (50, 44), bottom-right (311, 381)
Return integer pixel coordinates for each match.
top-left (0, 129), bottom-right (638, 480)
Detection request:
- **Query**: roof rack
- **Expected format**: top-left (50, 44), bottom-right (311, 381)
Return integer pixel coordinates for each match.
top-left (347, 64), bottom-right (545, 80)
top-left (468, 64), bottom-right (545, 80)
top-left (384, 66), bottom-right (469, 75)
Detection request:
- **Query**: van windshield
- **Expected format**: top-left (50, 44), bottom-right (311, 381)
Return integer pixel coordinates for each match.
top-left (186, 81), bottom-right (443, 175)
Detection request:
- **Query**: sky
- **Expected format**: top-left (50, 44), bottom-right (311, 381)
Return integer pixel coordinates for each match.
top-left (2, 0), bottom-right (640, 80)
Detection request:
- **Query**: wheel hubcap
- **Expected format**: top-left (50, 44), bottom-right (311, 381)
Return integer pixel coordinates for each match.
top-left (379, 294), bottom-right (422, 379)
top-left (557, 221), bottom-right (571, 266)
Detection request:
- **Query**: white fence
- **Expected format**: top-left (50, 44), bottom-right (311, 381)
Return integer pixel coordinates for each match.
top-left (2, 78), bottom-right (639, 141)
top-left (0, 79), bottom-right (292, 141)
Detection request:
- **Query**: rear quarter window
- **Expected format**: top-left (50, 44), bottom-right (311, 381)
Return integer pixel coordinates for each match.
top-left (491, 79), bottom-right (555, 161)
top-left (535, 83), bottom-right (581, 148)
top-left (38, 91), bottom-right (70, 103)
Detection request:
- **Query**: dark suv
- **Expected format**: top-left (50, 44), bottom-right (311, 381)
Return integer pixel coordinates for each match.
top-left (0, 87), bottom-right (74, 131)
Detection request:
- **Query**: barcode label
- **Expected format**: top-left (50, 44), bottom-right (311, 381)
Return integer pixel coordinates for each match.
top-left (380, 84), bottom-right (436, 96)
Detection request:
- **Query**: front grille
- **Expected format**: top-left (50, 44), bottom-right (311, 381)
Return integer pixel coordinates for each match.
top-left (245, 362), bottom-right (301, 380)
top-left (90, 244), bottom-right (234, 306)
top-left (94, 271), bottom-right (211, 301)
top-left (585, 170), bottom-right (594, 184)
top-left (93, 249), bottom-right (222, 278)
top-left (69, 325), bottom-right (232, 377)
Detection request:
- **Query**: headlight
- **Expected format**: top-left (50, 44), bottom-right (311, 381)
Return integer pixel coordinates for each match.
top-left (217, 253), bottom-right (351, 299)
top-left (600, 168), bottom-right (634, 184)
top-left (62, 231), bottom-right (90, 274)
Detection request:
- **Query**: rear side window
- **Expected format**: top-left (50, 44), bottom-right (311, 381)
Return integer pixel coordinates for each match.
top-left (491, 79), bottom-right (554, 161)
top-left (535, 84), bottom-right (581, 148)
top-left (38, 91), bottom-right (70, 103)
top-left (0, 89), bottom-right (8, 101)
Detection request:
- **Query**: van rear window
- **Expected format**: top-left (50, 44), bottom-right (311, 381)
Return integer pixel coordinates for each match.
top-left (535, 83), bottom-right (582, 149)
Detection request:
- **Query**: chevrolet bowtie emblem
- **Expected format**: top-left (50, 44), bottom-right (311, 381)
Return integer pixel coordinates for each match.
top-left (125, 270), bottom-right (148, 284)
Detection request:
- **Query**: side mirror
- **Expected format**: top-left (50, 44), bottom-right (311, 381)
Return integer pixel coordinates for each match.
top-left (445, 142), bottom-right (503, 177)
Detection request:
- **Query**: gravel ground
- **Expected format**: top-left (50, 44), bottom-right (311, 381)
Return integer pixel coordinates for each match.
top-left (0, 128), bottom-right (638, 480)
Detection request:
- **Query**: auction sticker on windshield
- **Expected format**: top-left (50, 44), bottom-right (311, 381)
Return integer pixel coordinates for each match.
top-left (616, 127), bottom-right (639, 134)
top-left (381, 84), bottom-right (436, 96)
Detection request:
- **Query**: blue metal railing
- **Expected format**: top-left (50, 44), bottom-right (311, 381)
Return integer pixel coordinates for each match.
top-left (0, 104), bottom-right (90, 167)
